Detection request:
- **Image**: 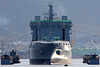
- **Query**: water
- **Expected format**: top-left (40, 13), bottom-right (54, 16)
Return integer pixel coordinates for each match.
top-left (72, 48), bottom-right (100, 58)
top-left (0, 59), bottom-right (100, 67)
top-left (72, 44), bottom-right (100, 58)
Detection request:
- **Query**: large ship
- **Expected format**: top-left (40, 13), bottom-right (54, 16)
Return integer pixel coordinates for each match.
top-left (29, 3), bottom-right (73, 65)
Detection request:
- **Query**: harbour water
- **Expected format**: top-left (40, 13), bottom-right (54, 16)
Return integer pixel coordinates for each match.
top-left (72, 43), bottom-right (100, 58)
top-left (0, 59), bottom-right (100, 67)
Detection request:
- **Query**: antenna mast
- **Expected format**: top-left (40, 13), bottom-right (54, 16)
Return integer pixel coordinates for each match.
top-left (44, 2), bottom-right (57, 20)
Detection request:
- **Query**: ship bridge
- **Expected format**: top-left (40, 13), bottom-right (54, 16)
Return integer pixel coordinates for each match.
top-left (29, 20), bottom-right (72, 41)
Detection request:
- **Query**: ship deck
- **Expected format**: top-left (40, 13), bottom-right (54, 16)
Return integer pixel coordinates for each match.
top-left (0, 59), bottom-right (100, 67)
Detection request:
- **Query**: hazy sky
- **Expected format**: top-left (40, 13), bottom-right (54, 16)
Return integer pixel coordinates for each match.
top-left (0, 0), bottom-right (100, 42)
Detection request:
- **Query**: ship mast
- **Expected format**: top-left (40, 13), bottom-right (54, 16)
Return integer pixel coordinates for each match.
top-left (44, 2), bottom-right (56, 20)
top-left (48, 3), bottom-right (54, 20)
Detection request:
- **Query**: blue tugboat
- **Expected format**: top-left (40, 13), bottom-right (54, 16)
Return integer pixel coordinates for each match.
top-left (1, 50), bottom-right (20, 65)
top-left (83, 53), bottom-right (99, 65)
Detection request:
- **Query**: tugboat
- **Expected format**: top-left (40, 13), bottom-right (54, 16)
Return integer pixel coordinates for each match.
top-left (1, 50), bottom-right (20, 65)
top-left (10, 50), bottom-right (20, 63)
top-left (29, 3), bottom-right (73, 65)
top-left (1, 54), bottom-right (13, 65)
top-left (83, 53), bottom-right (99, 65)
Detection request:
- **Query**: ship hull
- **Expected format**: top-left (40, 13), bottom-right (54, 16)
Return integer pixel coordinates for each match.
top-left (29, 41), bottom-right (72, 65)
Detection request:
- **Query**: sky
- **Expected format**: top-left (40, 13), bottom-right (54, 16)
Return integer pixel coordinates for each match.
top-left (0, 0), bottom-right (100, 43)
